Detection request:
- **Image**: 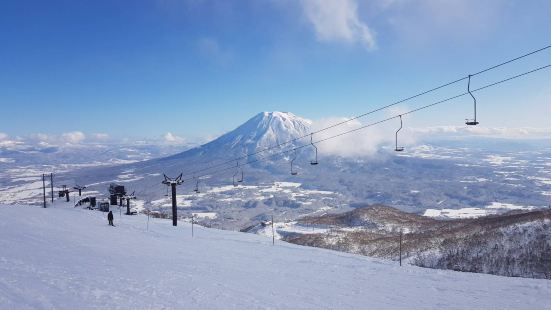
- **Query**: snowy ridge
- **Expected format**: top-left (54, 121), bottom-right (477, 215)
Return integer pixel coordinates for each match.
top-left (286, 205), bottom-right (551, 279)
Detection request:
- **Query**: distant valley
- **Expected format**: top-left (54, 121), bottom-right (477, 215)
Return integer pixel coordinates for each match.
top-left (1, 112), bottom-right (550, 233)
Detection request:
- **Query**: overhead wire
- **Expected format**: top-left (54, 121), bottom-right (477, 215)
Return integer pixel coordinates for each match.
top-left (192, 63), bottom-right (551, 181)
top-left (179, 45), bottom-right (551, 180)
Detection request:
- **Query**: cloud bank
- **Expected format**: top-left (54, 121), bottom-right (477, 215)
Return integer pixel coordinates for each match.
top-left (61, 131), bottom-right (86, 144)
top-left (310, 117), bottom-right (393, 158)
top-left (300, 0), bottom-right (376, 50)
top-left (164, 132), bottom-right (186, 145)
top-left (308, 115), bottom-right (551, 158)
top-left (409, 126), bottom-right (551, 139)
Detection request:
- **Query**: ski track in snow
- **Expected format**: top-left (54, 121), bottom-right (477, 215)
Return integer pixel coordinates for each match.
top-left (1, 203), bottom-right (550, 310)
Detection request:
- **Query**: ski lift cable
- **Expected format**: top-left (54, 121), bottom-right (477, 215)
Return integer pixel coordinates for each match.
top-left (303, 44), bottom-right (551, 137)
top-left (315, 63), bottom-right (551, 144)
top-left (178, 45), bottom-right (551, 180)
top-left (191, 64), bottom-right (551, 180)
top-left (193, 64), bottom-right (551, 180)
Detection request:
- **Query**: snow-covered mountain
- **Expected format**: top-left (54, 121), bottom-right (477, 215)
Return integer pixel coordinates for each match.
top-left (204, 111), bottom-right (311, 152)
top-left (1, 111), bottom-right (550, 232)
top-left (163, 111), bottom-right (311, 162)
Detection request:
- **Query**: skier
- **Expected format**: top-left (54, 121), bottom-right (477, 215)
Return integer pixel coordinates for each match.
top-left (107, 211), bottom-right (114, 226)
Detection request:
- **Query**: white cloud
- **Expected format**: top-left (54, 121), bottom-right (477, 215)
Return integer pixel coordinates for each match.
top-left (409, 126), bottom-right (551, 139)
top-left (0, 133), bottom-right (24, 149)
top-left (92, 133), bottom-right (110, 141)
top-left (310, 117), bottom-right (393, 158)
top-left (31, 133), bottom-right (50, 142)
top-left (306, 114), bottom-right (551, 159)
top-left (61, 131), bottom-right (86, 144)
top-left (300, 0), bottom-right (376, 50)
top-left (164, 132), bottom-right (186, 144)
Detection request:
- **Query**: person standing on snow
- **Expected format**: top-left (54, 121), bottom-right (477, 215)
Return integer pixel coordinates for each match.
top-left (108, 211), bottom-right (114, 226)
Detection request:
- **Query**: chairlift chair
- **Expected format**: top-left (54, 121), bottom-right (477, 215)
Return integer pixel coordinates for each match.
top-left (310, 133), bottom-right (319, 165)
top-left (465, 74), bottom-right (479, 126)
top-left (194, 178), bottom-right (200, 193)
top-left (236, 161), bottom-right (244, 183)
top-left (395, 115), bottom-right (405, 152)
top-left (290, 148), bottom-right (298, 175)
top-left (233, 162), bottom-right (239, 187)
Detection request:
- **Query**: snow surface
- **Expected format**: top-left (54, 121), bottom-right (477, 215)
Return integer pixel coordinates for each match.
top-left (147, 181), bottom-right (337, 213)
top-left (423, 202), bottom-right (537, 219)
top-left (485, 155), bottom-right (514, 165)
top-left (193, 212), bottom-right (217, 219)
top-left (423, 207), bottom-right (491, 219)
top-left (1, 204), bottom-right (550, 310)
top-left (253, 221), bottom-right (329, 239)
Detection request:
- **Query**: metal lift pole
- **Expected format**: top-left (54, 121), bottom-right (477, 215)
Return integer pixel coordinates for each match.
top-left (42, 174), bottom-right (46, 208)
top-left (50, 173), bottom-right (54, 204)
top-left (162, 174), bottom-right (183, 227)
top-left (171, 182), bottom-right (177, 226)
top-left (399, 229), bottom-right (403, 267)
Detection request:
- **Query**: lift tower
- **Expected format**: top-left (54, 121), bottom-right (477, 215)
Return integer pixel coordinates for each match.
top-left (123, 191), bottom-right (136, 215)
top-left (162, 174), bottom-right (183, 226)
top-left (73, 184), bottom-right (86, 196)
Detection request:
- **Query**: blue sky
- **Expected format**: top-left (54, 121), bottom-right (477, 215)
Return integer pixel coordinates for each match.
top-left (1, 0), bottom-right (550, 143)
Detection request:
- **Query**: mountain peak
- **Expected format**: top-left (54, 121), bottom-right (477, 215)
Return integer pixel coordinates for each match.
top-left (253, 111), bottom-right (312, 127)
top-left (203, 111), bottom-right (312, 154)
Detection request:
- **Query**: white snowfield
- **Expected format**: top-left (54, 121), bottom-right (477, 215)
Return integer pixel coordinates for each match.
top-left (1, 204), bottom-right (550, 310)
top-left (423, 202), bottom-right (537, 219)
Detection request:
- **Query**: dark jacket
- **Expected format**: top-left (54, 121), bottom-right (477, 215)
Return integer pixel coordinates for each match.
top-left (107, 211), bottom-right (113, 221)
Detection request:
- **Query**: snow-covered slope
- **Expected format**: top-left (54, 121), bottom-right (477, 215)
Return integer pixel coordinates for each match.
top-left (1, 204), bottom-right (550, 309)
